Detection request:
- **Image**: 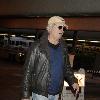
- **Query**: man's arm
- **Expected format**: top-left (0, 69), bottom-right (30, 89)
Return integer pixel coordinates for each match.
top-left (21, 43), bottom-right (37, 99)
top-left (64, 52), bottom-right (79, 95)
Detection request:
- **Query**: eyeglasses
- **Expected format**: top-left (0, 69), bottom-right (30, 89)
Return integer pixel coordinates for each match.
top-left (58, 26), bottom-right (66, 31)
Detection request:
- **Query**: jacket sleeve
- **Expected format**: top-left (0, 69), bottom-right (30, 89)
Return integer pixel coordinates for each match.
top-left (22, 43), bottom-right (37, 99)
top-left (64, 47), bottom-right (78, 86)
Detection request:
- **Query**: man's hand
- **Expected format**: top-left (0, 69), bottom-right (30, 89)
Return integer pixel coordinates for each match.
top-left (72, 83), bottom-right (79, 95)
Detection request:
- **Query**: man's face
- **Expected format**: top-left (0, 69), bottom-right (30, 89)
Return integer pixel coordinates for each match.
top-left (50, 23), bottom-right (66, 40)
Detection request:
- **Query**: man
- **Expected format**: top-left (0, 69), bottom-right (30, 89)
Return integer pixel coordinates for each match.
top-left (21, 16), bottom-right (79, 100)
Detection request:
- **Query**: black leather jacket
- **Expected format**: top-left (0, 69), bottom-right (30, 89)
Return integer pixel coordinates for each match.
top-left (22, 31), bottom-right (76, 98)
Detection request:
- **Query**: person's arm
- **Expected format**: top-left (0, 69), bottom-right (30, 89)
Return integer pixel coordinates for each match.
top-left (64, 48), bottom-right (79, 93)
top-left (64, 53), bottom-right (76, 85)
top-left (21, 43), bottom-right (37, 99)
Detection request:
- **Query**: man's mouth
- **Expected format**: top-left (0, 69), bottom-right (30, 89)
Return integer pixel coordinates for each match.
top-left (59, 33), bottom-right (63, 34)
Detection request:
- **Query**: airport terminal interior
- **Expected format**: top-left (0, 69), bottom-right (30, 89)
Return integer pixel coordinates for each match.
top-left (0, 0), bottom-right (100, 100)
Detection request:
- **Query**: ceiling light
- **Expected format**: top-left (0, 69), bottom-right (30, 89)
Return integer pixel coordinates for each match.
top-left (78, 40), bottom-right (86, 42)
top-left (65, 39), bottom-right (73, 41)
top-left (26, 36), bottom-right (35, 38)
top-left (90, 41), bottom-right (100, 43)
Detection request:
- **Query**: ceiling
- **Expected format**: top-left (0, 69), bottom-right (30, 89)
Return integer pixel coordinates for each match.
top-left (0, 0), bottom-right (100, 17)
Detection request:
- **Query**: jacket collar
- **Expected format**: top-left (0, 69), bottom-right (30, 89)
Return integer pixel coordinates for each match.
top-left (39, 30), bottom-right (67, 59)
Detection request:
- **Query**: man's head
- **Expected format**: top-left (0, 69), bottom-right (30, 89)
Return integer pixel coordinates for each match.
top-left (47, 16), bottom-right (68, 41)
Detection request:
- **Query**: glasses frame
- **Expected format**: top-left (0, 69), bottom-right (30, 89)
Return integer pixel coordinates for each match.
top-left (58, 26), bottom-right (66, 31)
